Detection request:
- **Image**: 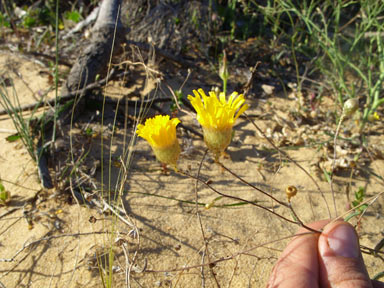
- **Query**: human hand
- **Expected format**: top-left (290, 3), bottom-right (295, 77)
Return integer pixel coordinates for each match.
top-left (267, 220), bottom-right (384, 288)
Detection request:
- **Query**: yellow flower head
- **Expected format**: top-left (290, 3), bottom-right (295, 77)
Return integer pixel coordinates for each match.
top-left (188, 88), bottom-right (249, 131)
top-left (188, 88), bottom-right (248, 159)
top-left (136, 115), bottom-right (181, 167)
top-left (368, 111), bottom-right (380, 122)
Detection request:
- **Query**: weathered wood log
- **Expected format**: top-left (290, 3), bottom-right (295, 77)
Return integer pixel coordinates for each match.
top-left (62, 0), bottom-right (125, 96)
top-left (38, 0), bottom-right (126, 189)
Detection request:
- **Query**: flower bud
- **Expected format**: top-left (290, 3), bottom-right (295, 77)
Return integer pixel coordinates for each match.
top-left (343, 98), bottom-right (358, 117)
top-left (285, 185), bottom-right (297, 202)
top-left (136, 115), bottom-right (181, 168)
top-left (203, 127), bottom-right (232, 161)
top-left (188, 88), bottom-right (248, 160)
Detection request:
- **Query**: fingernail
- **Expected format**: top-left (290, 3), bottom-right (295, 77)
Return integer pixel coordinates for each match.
top-left (326, 223), bottom-right (360, 258)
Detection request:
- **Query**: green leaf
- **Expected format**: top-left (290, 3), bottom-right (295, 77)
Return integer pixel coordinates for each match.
top-left (0, 189), bottom-right (10, 205)
top-left (65, 11), bottom-right (82, 23)
top-left (173, 17), bottom-right (180, 25)
top-left (352, 199), bottom-right (359, 207)
top-left (175, 90), bottom-right (183, 100)
top-left (373, 271), bottom-right (384, 281)
top-left (0, 13), bottom-right (10, 28)
top-left (23, 15), bottom-right (36, 28)
top-left (0, 181), bottom-right (5, 192)
top-left (355, 187), bottom-right (365, 200)
top-left (6, 134), bottom-right (21, 142)
top-left (85, 127), bottom-right (93, 136)
top-left (357, 204), bottom-right (368, 213)
top-left (322, 168), bottom-right (331, 183)
top-left (344, 211), bottom-right (360, 222)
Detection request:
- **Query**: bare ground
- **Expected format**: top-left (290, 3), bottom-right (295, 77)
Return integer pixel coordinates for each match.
top-left (0, 51), bottom-right (383, 288)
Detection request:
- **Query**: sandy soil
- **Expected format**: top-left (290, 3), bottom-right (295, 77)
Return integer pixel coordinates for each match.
top-left (0, 51), bottom-right (383, 288)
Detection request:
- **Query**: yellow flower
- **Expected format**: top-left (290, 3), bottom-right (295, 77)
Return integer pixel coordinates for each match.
top-left (188, 88), bottom-right (248, 159)
top-left (368, 111), bottom-right (380, 122)
top-left (136, 115), bottom-right (181, 167)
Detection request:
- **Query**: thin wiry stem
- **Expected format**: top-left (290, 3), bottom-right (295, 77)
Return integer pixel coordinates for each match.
top-left (245, 112), bottom-right (332, 218)
top-left (179, 169), bottom-right (319, 233)
top-left (330, 113), bottom-right (345, 217)
top-left (144, 231), bottom-right (321, 274)
top-left (0, 231), bottom-right (110, 263)
top-left (216, 161), bottom-right (288, 207)
top-left (194, 149), bottom-right (220, 287)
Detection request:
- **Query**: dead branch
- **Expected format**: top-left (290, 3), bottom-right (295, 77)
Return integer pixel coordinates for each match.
top-left (0, 69), bottom-right (124, 116)
top-left (35, 0), bottom-right (126, 189)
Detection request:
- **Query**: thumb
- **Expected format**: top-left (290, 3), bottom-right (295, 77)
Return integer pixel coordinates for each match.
top-left (318, 221), bottom-right (372, 288)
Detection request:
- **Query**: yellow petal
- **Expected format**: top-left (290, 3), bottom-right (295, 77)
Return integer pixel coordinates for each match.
top-left (136, 115), bottom-right (180, 149)
top-left (234, 104), bottom-right (249, 121)
top-left (188, 88), bottom-right (248, 131)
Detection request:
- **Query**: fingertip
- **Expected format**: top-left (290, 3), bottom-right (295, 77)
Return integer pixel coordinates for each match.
top-left (268, 221), bottom-right (327, 288)
top-left (319, 221), bottom-right (372, 288)
top-left (320, 221), bottom-right (360, 258)
top-left (268, 232), bottom-right (319, 288)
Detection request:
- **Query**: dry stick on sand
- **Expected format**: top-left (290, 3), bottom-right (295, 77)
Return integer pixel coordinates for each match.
top-left (0, 232), bottom-right (113, 281)
top-left (0, 128), bottom-right (17, 133)
top-left (0, 69), bottom-right (170, 117)
top-left (0, 177), bottom-right (40, 192)
top-left (179, 168), bottom-right (320, 234)
top-left (93, 198), bottom-right (135, 228)
top-left (126, 40), bottom-right (195, 68)
top-left (0, 69), bottom-right (120, 116)
top-left (144, 232), bottom-right (310, 274)
top-left (0, 188), bottom-right (42, 223)
top-left (144, 223), bottom-right (384, 275)
top-left (0, 231), bottom-right (110, 263)
top-left (193, 150), bottom-right (221, 287)
top-left (118, 159), bottom-right (141, 286)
